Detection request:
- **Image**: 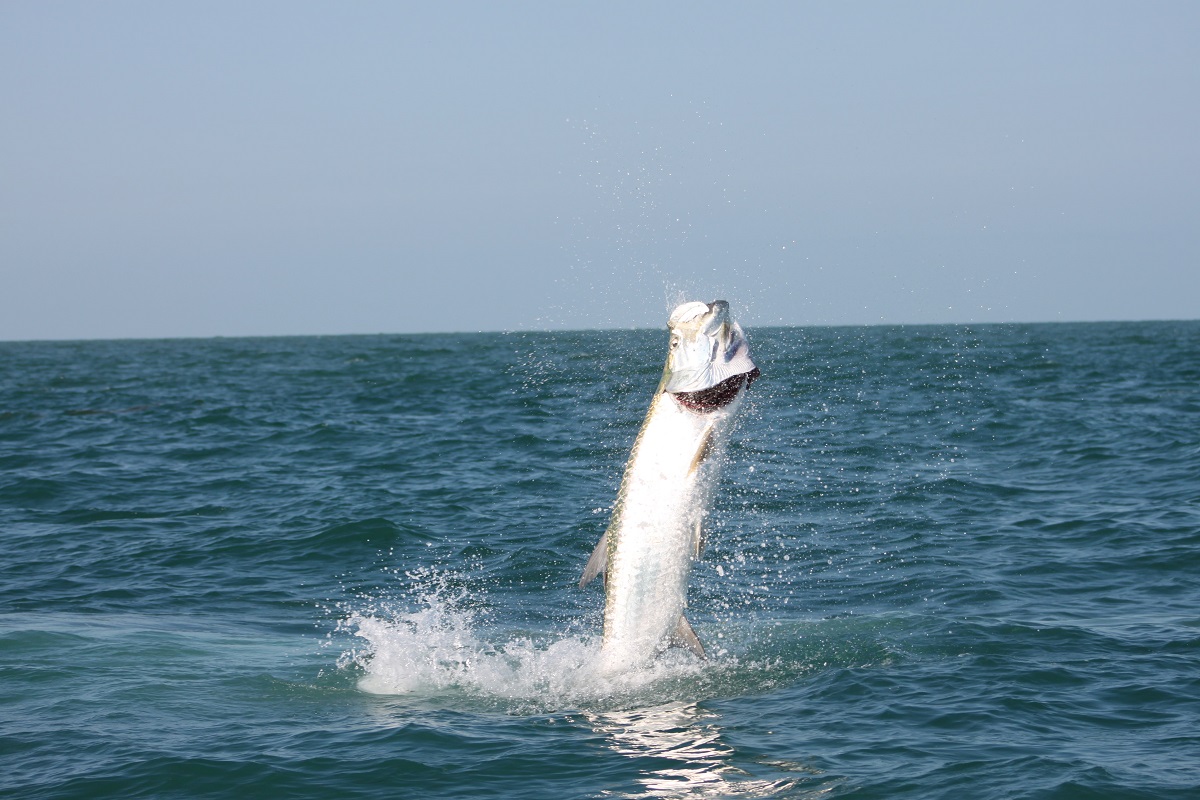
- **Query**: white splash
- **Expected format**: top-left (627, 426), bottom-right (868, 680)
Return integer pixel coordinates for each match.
top-left (334, 576), bottom-right (714, 711)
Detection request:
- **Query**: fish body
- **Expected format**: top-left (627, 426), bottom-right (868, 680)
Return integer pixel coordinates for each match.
top-left (581, 300), bottom-right (758, 671)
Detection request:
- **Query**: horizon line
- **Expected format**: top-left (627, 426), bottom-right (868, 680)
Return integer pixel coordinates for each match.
top-left (2, 315), bottom-right (1196, 346)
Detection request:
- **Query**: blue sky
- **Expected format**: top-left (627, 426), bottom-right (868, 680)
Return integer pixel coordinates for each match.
top-left (2, 2), bottom-right (1197, 339)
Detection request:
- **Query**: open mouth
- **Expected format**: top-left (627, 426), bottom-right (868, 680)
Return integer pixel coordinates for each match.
top-left (671, 368), bottom-right (761, 412)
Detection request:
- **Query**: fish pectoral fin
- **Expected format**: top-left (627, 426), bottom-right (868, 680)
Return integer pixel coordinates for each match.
top-left (669, 615), bottom-right (706, 659)
top-left (687, 424), bottom-right (717, 476)
top-left (579, 532), bottom-right (608, 589)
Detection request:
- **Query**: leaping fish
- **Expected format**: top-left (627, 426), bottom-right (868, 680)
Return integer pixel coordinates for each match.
top-left (580, 300), bottom-right (759, 672)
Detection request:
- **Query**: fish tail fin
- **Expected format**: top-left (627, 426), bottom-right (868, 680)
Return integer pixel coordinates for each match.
top-left (579, 532), bottom-right (608, 588)
top-left (670, 615), bottom-right (706, 658)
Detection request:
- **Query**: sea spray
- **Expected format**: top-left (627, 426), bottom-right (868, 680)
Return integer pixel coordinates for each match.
top-left (331, 566), bottom-right (877, 717)
top-left (335, 570), bottom-right (714, 711)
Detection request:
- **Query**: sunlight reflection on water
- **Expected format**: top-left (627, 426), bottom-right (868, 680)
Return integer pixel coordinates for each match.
top-left (587, 702), bottom-right (812, 799)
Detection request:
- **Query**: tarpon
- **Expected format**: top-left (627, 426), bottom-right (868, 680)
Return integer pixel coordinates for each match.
top-left (580, 300), bottom-right (759, 671)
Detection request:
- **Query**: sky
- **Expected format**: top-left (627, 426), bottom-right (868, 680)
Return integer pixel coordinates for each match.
top-left (2, 1), bottom-right (1197, 340)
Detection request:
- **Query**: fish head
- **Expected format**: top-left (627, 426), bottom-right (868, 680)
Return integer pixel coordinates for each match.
top-left (660, 300), bottom-right (759, 405)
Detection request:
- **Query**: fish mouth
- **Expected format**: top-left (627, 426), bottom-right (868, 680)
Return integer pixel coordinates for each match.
top-left (672, 367), bottom-right (761, 412)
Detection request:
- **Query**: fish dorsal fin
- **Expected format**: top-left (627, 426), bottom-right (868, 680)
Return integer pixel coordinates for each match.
top-left (669, 615), bottom-right (706, 658)
top-left (579, 531), bottom-right (608, 588)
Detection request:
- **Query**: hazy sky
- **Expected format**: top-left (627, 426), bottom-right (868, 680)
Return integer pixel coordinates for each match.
top-left (2, 2), bottom-right (1197, 340)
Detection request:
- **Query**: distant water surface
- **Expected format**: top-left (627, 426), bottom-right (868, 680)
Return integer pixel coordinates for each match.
top-left (1, 320), bottom-right (1198, 799)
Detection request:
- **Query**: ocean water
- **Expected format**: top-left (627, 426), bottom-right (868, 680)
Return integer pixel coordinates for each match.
top-left (1, 320), bottom-right (1198, 799)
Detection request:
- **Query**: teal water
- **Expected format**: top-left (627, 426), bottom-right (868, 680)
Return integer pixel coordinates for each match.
top-left (1, 321), bottom-right (1198, 799)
